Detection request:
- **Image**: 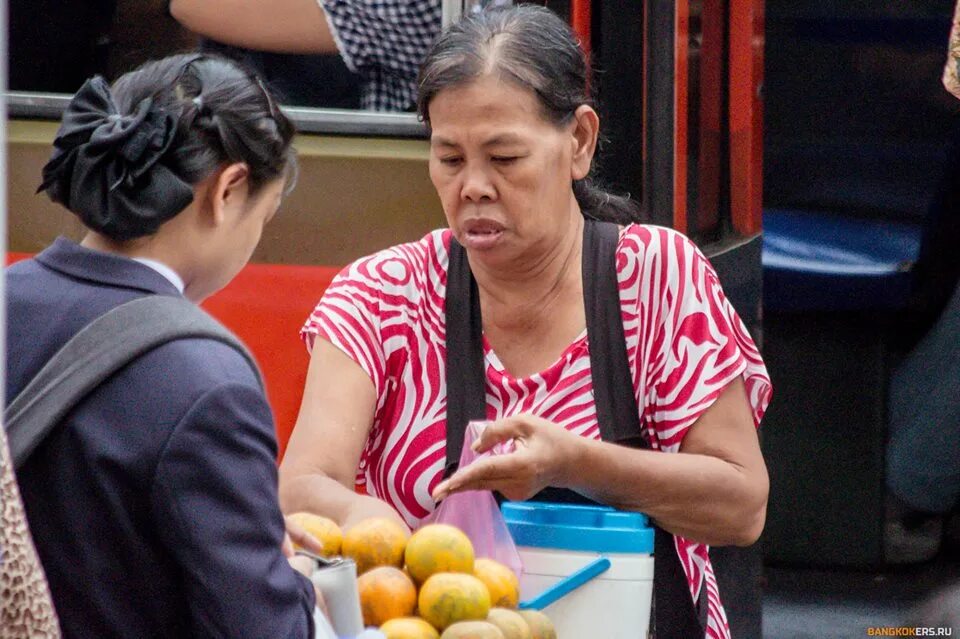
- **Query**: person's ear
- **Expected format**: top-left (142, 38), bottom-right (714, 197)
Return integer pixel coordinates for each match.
top-left (208, 163), bottom-right (251, 226)
top-left (570, 105), bottom-right (600, 181)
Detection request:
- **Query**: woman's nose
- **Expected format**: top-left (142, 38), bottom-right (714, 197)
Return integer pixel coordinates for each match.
top-left (460, 166), bottom-right (496, 202)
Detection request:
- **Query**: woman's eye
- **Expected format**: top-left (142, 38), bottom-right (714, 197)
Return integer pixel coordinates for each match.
top-left (439, 156), bottom-right (463, 167)
top-left (491, 156), bottom-right (518, 164)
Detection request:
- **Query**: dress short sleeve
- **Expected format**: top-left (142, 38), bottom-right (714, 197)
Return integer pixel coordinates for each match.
top-left (631, 226), bottom-right (772, 451)
top-left (301, 254), bottom-right (388, 393)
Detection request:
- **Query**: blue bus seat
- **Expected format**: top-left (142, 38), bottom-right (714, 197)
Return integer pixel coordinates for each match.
top-left (762, 208), bottom-right (924, 313)
top-left (759, 208), bottom-right (927, 566)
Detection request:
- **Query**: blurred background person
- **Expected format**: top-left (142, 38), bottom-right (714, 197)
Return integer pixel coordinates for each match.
top-left (170, 0), bottom-right (442, 111)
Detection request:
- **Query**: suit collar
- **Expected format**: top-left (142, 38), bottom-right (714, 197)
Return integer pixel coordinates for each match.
top-left (35, 237), bottom-right (183, 297)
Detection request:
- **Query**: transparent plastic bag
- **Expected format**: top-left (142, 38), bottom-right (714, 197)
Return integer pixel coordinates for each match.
top-left (422, 420), bottom-right (523, 578)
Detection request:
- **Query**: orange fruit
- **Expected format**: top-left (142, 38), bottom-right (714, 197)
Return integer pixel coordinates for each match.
top-left (341, 517), bottom-right (409, 574)
top-left (440, 621), bottom-right (506, 638)
top-left (286, 512), bottom-right (342, 558)
top-left (379, 617), bottom-right (441, 639)
top-left (405, 524), bottom-right (475, 584)
top-left (516, 610), bottom-right (556, 639)
top-left (473, 559), bottom-right (520, 609)
top-left (418, 572), bottom-right (491, 631)
top-left (485, 608), bottom-right (532, 639)
top-left (357, 566), bottom-right (417, 627)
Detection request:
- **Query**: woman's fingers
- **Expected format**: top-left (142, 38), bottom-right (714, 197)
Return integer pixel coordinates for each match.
top-left (284, 515), bottom-right (325, 555)
top-left (432, 454), bottom-right (528, 500)
top-left (472, 416), bottom-right (531, 453)
top-left (281, 531), bottom-right (296, 558)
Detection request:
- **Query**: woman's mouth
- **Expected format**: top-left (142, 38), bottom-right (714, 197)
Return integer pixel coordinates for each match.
top-left (461, 219), bottom-right (505, 250)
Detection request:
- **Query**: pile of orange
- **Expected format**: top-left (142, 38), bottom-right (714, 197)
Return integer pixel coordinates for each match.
top-left (288, 513), bottom-right (556, 639)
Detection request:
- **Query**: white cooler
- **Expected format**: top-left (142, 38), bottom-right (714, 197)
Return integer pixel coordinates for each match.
top-left (502, 502), bottom-right (654, 639)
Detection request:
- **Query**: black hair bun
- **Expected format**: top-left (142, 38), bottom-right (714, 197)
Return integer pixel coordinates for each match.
top-left (37, 76), bottom-right (195, 241)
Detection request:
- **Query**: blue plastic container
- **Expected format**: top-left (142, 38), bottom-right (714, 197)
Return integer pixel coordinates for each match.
top-left (503, 502), bottom-right (655, 638)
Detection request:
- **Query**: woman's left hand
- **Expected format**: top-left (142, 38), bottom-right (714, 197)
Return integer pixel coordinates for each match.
top-left (431, 414), bottom-right (584, 502)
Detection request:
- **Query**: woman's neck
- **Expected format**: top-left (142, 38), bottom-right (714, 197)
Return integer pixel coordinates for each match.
top-left (81, 231), bottom-right (187, 282)
top-left (471, 214), bottom-right (584, 334)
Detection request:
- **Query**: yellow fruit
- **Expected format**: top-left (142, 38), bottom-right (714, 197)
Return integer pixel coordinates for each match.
top-left (286, 512), bottom-right (343, 558)
top-left (516, 610), bottom-right (556, 639)
top-left (473, 559), bottom-right (520, 609)
top-left (405, 524), bottom-right (475, 584)
top-left (485, 608), bottom-right (532, 639)
top-left (341, 517), bottom-right (409, 574)
top-left (418, 572), bottom-right (491, 631)
top-left (440, 621), bottom-right (506, 639)
top-left (379, 617), bottom-right (441, 639)
top-left (357, 566), bottom-right (417, 627)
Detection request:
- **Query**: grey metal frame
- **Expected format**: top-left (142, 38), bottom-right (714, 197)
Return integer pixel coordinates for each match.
top-left (5, 92), bottom-right (429, 138)
top-left (4, 1), bottom-right (523, 138)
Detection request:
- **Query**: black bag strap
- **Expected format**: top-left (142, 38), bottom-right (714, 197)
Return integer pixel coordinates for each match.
top-left (581, 221), bottom-right (707, 638)
top-left (581, 219), bottom-right (648, 446)
top-left (443, 238), bottom-right (488, 478)
top-left (444, 220), bottom-right (706, 638)
top-left (4, 295), bottom-right (262, 469)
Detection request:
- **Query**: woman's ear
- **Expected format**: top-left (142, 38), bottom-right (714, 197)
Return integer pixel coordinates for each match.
top-left (570, 105), bottom-right (600, 181)
top-left (207, 163), bottom-right (251, 226)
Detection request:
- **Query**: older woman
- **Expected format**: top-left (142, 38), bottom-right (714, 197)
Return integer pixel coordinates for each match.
top-left (280, 6), bottom-right (771, 637)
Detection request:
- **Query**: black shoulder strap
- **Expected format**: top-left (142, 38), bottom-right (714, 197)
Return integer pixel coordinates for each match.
top-left (582, 220), bottom-right (707, 638)
top-left (581, 220), bottom-right (647, 447)
top-left (443, 237), bottom-right (487, 478)
top-left (4, 295), bottom-right (262, 469)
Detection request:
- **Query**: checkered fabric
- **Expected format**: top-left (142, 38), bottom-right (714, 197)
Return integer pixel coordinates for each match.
top-left (319, 0), bottom-right (442, 111)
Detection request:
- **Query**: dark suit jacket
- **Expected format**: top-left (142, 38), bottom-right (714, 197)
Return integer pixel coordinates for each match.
top-left (5, 238), bottom-right (316, 639)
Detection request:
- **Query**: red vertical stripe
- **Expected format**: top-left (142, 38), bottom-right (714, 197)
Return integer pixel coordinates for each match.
top-left (570, 0), bottom-right (592, 60)
top-left (729, 0), bottom-right (764, 236)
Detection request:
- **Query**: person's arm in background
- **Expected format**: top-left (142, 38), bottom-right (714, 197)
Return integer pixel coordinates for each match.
top-left (169, 0), bottom-right (337, 53)
top-left (151, 367), bottom-right (318, 638)
top-left (279, 339), bottom-right (410, 532)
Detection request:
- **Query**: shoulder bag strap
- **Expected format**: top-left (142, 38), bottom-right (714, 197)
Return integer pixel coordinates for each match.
top-left (582, 219), bottom-right (707, 638)
top-left (4, 295), bottom-right (262, 470)
top-left (443, 237), bottom-right (487, 478)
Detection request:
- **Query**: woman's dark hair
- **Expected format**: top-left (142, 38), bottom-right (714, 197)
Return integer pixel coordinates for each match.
top-left (38, 53), bottom-right (297, 241)
top-left (417, 4), bottom-right (641, 223)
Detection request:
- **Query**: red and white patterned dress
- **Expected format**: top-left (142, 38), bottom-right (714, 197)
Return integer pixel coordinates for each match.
top-left (302, 224), bottom-right (772, 639)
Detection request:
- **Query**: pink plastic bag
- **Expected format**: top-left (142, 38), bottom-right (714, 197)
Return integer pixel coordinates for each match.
top-left (422, 421), bottom-right (523, 578)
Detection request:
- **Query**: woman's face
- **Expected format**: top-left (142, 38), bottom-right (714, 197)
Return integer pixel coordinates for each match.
top-left (186, 174), bottom-right (284, 302)
top-left (428, 75), bottom-right (594, 269)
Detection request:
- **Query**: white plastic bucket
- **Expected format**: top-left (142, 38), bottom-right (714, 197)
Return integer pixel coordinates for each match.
top-left (502, 502), bottom-right (654, 639)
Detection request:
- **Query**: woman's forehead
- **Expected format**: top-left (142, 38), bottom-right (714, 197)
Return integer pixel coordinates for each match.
top-left (428, 76), bottom-right (547, 129)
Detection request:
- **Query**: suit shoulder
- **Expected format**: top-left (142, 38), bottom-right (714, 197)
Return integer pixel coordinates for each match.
top-left (137, 337), bottom-right (262, 396)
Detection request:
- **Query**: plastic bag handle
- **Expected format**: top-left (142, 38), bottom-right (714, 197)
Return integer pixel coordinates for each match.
top-left (517, 557), bottom-right (611, 611)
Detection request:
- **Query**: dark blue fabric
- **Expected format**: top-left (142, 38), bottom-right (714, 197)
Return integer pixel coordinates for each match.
top-left (5, 238), bottom-right (316, 639)
top-left (761, 208), bottom-right (924, 313)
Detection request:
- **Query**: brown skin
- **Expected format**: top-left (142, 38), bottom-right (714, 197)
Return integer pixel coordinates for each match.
top-left (281, 75), bottom-right (769, 547)
top-left (280, 339), bottom-right (410, 532)
top-left (169, 0), bottom-right (336, 54)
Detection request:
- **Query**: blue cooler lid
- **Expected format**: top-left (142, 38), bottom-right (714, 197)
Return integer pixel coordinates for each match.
top-left (502, 501), bottom-right (654, 554)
